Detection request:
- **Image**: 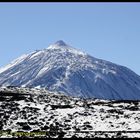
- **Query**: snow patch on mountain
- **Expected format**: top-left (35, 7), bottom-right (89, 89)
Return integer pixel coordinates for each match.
top-left (47, 40), bottom-right (87, 56)
top-left (0, 54), bottom-right (29, 74)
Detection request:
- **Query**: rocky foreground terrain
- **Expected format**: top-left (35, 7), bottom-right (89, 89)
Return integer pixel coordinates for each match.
top-left (0, 87), bottom-right (140, 138)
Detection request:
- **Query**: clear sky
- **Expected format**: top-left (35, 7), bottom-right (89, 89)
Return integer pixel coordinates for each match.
top-left (0, 2), bottom-right (140, 75)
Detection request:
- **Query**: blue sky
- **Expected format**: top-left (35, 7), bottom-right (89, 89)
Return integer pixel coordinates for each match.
top-left (0, 2), bottom-right (140, 75)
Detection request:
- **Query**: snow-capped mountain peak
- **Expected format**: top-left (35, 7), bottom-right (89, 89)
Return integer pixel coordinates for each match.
top-left (0, 41), bottom-right (140, 100)
top-left (54, 40), bottom-right (68, 46)
top-left (47, 40), bottom-right (70, 49)
top-left (47, 40), bottom-right (87, 56)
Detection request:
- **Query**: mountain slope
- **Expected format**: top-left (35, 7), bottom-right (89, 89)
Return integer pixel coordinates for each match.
top-left (0, 40), bottom-right (140, 100)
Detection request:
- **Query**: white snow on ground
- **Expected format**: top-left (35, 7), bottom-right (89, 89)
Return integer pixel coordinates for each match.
top-left (0, 87), bottom-right (140, 138)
